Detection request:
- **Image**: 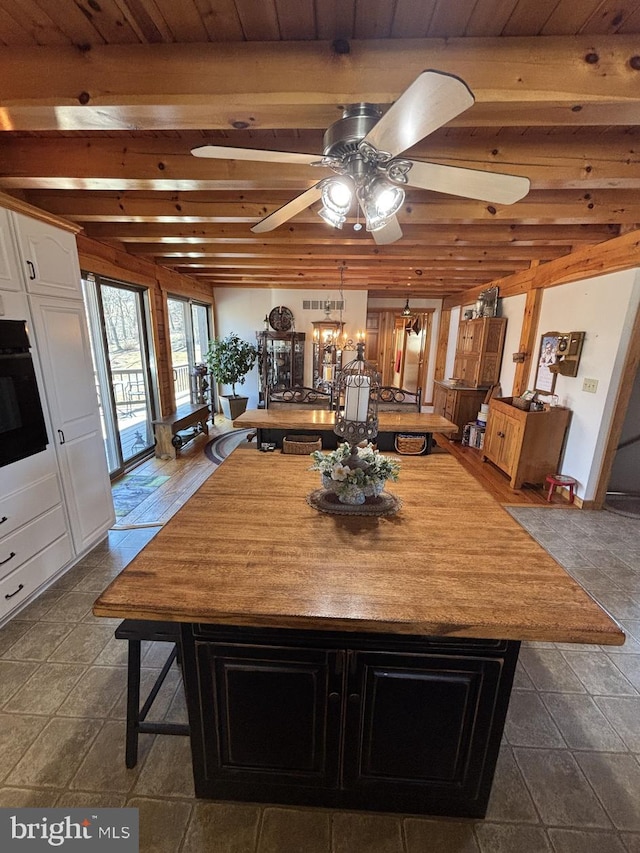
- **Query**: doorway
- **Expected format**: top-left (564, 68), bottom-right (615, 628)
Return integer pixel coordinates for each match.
top-left (82, 273), bottom-right (157, 478)
top-left (367, 308), bottom-right (432, 397)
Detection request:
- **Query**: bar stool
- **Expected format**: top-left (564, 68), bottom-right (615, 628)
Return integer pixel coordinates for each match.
top-left (545, 473), bottom-right (577, 504)
top-left (114, 619), bottom-right (190, 769)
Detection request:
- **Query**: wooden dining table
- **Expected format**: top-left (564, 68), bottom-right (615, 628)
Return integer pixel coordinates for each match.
top-left (233, 407), bottom-right (459, 452)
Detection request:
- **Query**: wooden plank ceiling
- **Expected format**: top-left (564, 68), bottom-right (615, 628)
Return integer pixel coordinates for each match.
top-left (0, 0), bottom-right (639, 299)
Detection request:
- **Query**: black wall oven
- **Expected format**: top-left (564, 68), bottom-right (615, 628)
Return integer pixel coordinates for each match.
top-left (0, 319), bottom-right (49, 468)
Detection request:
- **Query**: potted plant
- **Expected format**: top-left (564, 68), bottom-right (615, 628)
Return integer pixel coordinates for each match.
top-left (205, 332), bottom-right (258, 420)
top-left (310, 442), bottom-right (400, 505)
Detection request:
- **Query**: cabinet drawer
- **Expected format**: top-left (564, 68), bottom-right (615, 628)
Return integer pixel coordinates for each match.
top-left (0, 505), bottom-right (67, 581)
top-left (0, 534), bottom-right (72, 621)
top-left (0, 474), bottom-right (62, 540)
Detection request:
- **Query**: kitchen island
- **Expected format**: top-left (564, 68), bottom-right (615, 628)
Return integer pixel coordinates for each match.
top-left (94, 445), bottom-right (623, 817)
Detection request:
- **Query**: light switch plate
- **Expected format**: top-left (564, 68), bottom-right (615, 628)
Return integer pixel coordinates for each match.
top-left (583, 378), bottom-right (598, 393)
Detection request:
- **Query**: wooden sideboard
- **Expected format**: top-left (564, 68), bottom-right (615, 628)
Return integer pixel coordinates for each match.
top-left (482, 397), bottom-right (572, 489)
top-left (433, 380), bottom-right (487, 440)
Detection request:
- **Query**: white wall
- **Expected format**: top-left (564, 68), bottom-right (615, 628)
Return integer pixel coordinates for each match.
top-left (521, 269), bottom-right (640, 500)
top-left (444, 305), bottom-right (461, 380)
top-left (213, 287), bottom-right (368, 408)
top-left (497, 293), bottom-right (526, 396)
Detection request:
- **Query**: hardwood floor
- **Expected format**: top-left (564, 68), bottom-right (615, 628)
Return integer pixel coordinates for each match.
top-left (110, 419), bottom-right (574, 529)
top-left (432, 433), bottom-right (575, 507)
top-left (111, 414), bottom-right (235, 527)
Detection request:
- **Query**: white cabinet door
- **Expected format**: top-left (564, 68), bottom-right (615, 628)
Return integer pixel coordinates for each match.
top-left (28, 296), bottom-right (115, 553)
top-left (12, 213), bottom-right (82, 299)
top-left (0, 208), bottom-right (22, 292)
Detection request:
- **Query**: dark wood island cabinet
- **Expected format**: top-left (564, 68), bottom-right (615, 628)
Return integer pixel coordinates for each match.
top-left (94, 445), bottom-right (623, 818)
top-left (185, 624), bottom-right (517, 816)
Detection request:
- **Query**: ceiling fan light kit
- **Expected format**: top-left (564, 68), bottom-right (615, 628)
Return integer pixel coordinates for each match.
top-left (192, 69), bottom-right (531, 245)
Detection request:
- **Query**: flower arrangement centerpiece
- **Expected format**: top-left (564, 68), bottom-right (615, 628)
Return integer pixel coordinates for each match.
top-left (310, 442), bottom-right (400, 505)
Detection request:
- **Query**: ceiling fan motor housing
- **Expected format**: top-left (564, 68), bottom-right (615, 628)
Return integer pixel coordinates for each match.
top-left (323, 104), bottom-right (381, 159)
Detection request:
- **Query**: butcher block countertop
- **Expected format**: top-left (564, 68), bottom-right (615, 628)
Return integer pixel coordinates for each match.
top-left (94, 445), bottom-right (624, 646)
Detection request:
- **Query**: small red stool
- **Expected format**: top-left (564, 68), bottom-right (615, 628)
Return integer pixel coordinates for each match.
top-left (545, 473), bottom-right (577, 503)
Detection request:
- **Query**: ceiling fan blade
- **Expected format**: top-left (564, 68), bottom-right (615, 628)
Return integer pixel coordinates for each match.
top-left (191, 145), bottom-right (320, 165)
top-left (362, 70), bottom-right (475, 159)
top-left (251, 184), bottom-right (323, 233)
top-left (372, 215), bottom-right (403, 245)
top-left (403, 160), bottom-right (530, 204)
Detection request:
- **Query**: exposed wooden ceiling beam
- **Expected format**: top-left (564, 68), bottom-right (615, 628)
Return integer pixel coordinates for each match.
top-left (3, 131), bottom-right (640, 191)
top-left (126, 243), bottom-right (568, 261)
top-left (76, 221), bottom-right (617, 245)
top-left (1, 38), bottom-right (639, 131)
top-left (13, 192), bottom-right (635, 224)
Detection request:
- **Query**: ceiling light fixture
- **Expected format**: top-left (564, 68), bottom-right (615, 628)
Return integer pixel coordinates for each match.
top-left (402, 298), bottom-right (412, 317)
top-left (318, 177), bottom-right (353, 229)
top-left (358, 177), bottom-right (405, 232)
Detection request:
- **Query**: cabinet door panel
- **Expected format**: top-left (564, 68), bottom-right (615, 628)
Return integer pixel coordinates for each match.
top-left (0, 208), bottom-right (21, 291)
top-left (28, 297), bottom-right (114, 552)
top-left (344, 652), bottom-right (502, 798)
top-left (197, 642), bottom-right (341, 787)
top-left (13, 214), bottom-right (82, 299)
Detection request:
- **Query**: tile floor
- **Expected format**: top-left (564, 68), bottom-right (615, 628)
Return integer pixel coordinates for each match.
top-left (1, 501), bottom-right (640, 852)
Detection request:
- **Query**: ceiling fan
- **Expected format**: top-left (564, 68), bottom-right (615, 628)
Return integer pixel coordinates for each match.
top-left (192, 70), bottom-right (530, 246)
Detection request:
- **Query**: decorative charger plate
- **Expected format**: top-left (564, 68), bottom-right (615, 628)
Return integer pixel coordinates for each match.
top-left (307, 489), bottom-right (402, 517)
top-left (269, 306), bottom-right (294, 332)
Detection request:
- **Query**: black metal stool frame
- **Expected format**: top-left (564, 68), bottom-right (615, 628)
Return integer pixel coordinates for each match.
top-left (115, 620), bottom-right (190, 769)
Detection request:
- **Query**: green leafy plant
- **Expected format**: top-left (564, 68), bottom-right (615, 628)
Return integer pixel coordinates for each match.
top-left (205, 333), bottom-right (258, 398)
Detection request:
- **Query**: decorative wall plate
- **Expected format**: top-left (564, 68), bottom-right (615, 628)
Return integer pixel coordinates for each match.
top-left (269, 306), bottom-right (294, 332)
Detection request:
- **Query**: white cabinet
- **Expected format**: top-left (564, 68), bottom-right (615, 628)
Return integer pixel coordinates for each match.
top-left (28, 295), bottom-right (115, 553)
top-left (12, 213), bottom-right (83, 299)
top-left (0, 474), bottom-right (73, 621)
top-left (0, 204), bottom-right (114, 621)
top-left (0, 208), bottom-right (22, 292)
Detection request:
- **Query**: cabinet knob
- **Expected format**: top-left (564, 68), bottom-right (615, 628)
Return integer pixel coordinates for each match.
top-left (328, 692), bottom-right (340, 704)
top-left (348, 693), bottom-right (360, 705)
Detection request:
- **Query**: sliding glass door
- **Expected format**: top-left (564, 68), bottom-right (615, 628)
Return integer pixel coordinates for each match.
top-left (167, 296), bottom-right (212, 406)
top-left (82, 273), bottom-right (157, 477)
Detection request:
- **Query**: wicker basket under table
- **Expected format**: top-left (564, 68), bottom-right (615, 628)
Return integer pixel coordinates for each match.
top-left (282, 434), bottom-right (322, 455)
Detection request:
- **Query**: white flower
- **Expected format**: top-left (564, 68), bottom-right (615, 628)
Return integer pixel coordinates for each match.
top-left (330, 463), bottom-right (350, 481)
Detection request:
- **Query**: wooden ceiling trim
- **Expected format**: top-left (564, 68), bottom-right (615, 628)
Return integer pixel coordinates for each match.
top-left (0, 190), bottom-right (80, 232)
top-left (0, 37), bottom-right (638, 131)
top-left (443, 227), bottom-right (640, 307)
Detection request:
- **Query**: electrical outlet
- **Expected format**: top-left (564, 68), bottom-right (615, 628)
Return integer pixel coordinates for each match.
top-left (583, 378), bottom-right (598, 393)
